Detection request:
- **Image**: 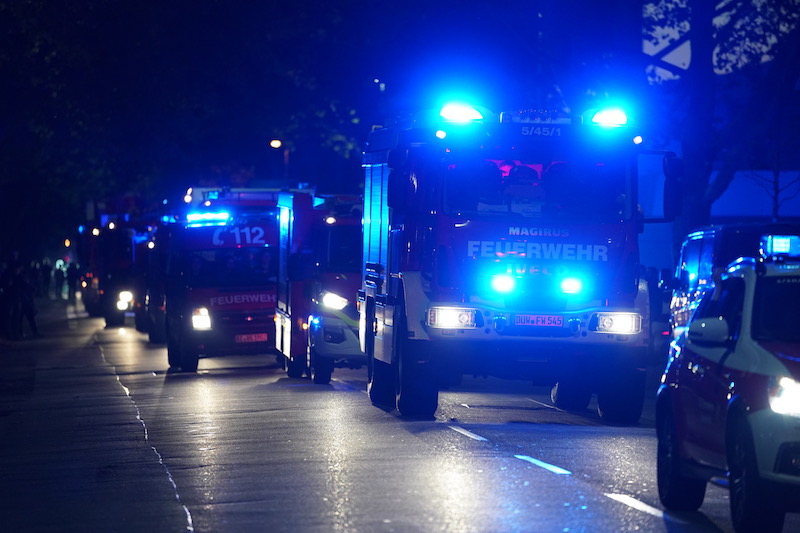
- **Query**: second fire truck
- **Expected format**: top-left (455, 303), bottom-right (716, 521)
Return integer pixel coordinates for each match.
top-left (160, 187), bottom-right (281, 371)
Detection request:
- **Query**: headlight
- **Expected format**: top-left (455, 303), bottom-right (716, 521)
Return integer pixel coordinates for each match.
top-left (191, 307), bottom-right (212, 330)
top-left (593, 312), bottom-right (641, 335)
top-left (769, 376), bottom-right (800, 417)
top-left (321, 292), bottom-right (348, 311)
top-left (116, 290), bottom-right (134, 310)
top-left (427, 307), bottom-right (478, 328)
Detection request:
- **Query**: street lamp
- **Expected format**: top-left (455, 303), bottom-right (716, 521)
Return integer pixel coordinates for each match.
top-left (269, 139), bottom-right (289, 179)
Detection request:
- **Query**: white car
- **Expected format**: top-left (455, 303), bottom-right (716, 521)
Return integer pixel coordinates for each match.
top-left (657, 234), bottom-right (800, 533)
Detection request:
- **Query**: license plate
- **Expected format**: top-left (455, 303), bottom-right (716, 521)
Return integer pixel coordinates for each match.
top-left (514, 314), bottom-right (563, 327)
top-left (235, 333), bottom-right (268, 343)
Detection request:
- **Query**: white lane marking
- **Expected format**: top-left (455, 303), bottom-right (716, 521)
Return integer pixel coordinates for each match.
top-left (514, 455), bottom-right (572, 475)
top-left (605, 493), bottom-right (689, 524)
top-left (448, 425), bottom-right (488, 441)
top-left (99, 346), bottom-right (195, 532)
top-left (527, 398), bottom-right (558, 410)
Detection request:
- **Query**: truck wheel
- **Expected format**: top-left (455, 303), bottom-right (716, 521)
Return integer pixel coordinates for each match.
top-left (728, 417), bottom-right (785, 533)
top-left (167, 337), bottom-right (180, 368)
top-left (368, 356), bottom-right (396, 407)
top-left (309, 347), bottom-right (333, 385)
top-left (597, 367), bottom-right (646, 425)
top-left (396, 340), bottom-right (438, 419)
top-left (286, 355), bottom-right (307, 378)
top-left (180, 346), bottom-right (199, 372)
top-left (550, 379), bottom-right (592, 411)
top-left (657, 402), bottom-right (706, 511)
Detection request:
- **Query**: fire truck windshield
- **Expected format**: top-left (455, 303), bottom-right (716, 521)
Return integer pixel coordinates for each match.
top-left (444, 154), bottom-right (631, 222)
top-left (317, 225), bottom-right (361, 272)
top-left (182, 247), bottom-right (277, 288)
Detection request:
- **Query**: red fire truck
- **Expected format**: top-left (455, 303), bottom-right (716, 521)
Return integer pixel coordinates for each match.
top-left (274, 191), bottom-right (364, 383)
top-left (359, 103), bottom-right (669, 423)
top-left (163, 187), bottom-right (281, 372)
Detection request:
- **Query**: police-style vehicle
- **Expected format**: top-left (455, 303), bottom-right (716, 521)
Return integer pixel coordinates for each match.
top-left (657, 234), bottom-right (800, 533)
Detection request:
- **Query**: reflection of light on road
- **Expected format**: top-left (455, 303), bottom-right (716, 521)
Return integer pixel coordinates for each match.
top-left (320, 395), bottom-right (356, 532)
top-left (187, 380), bottom-right (221, 499)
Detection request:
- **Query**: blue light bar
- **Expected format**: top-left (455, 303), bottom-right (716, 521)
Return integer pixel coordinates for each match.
top-left (590, 108), bottom-right (628, 127)
top-left (186, 211), bottom-right (230, 225)
top-left (761, 235), bottom-right (800, 258)
top-left (440, 103), bottom-right (484, 123)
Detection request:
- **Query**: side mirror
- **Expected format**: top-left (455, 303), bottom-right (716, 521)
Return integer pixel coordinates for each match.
top-left (687, 316), bottom-right (729, 345)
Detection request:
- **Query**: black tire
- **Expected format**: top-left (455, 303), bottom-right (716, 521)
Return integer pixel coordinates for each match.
top-left (285, 355), bottom-right (307, 378)
top-left (396, 339), bottom-right (438, 419)
top-left (656, 402), bottom-right (706, 511)
top-left (167, 336), bottom-right (180, 368)
top-left (597, 367), bottom-right (646, 425)
top-left (368, 356), bottom-right (396, 407)
top-left (728, 417), bottom-right (785, 533)
top-left (551, 379), bottom-right (592, 411)
top-left (180, 344), bottom-right (199, 372)
top-left (309, 347), bottom-right (333, 385)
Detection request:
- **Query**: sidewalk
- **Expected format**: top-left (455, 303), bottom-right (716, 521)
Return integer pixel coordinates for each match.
top-left (0, 295), bottom-right (73, 415)
top-left (0, 295), bottom-right (191, 532)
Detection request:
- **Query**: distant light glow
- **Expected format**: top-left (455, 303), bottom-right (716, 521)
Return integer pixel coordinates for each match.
top-left (440, 103), bottom-right (483, 123)
top-left (633, 135), bottom-right (644, 145)
top-left (435, 130), bottom-right (447, 139)
top-left (324, 216), bottom-right (337, 225)
top-left (270, 139), bottom-right (282, 149)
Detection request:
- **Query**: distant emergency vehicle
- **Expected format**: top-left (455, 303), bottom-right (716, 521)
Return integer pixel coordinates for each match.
top-left (359, 103), bottom-right (676, 423)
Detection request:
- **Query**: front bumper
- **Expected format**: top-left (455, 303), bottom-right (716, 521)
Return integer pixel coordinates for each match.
top-left (309, 314), bottom-right (364, 365)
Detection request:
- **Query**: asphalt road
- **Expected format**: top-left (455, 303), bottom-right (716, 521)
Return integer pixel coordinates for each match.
top-left (1, 296), bottom-right (798, 532)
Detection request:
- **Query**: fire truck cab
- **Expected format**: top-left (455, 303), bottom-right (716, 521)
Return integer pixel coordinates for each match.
top-left (163, 187), bottom-right (280, 372)
top-left (360, 103), bottom-right (664, 423)
top-left (274, 191), bottom-right (364, 383)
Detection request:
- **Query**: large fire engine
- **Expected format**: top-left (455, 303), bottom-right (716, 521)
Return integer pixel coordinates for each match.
top-left (161, 187), bottom-right (281, 372)
top-left (359, 103), bottom-right (670, 423)
top-left (274, 191), bottom-right (364, 383)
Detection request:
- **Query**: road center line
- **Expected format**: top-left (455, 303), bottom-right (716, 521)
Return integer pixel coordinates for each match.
top-left (514, 454), bottom-right (572, 475)
top-left (605, 493), bottom-right (689, 524)
top-left (448, 425), bottom-right (489, 441)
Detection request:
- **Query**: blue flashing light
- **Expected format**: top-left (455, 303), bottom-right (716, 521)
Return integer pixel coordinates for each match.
top-left (78, 225), bottom-right (85, 234)
top-left (590, 108), bottom-right (628, 127)
top-left (490, 274), bottom-right (516, 294)
top-left (186, 211), bottom-right (230, 226)
top-left (560, 277), bottom-right (583, 295)
top-left (761, 234), bottom-right (800, 258)
top-left (440, 103), bottom-right (484, 123)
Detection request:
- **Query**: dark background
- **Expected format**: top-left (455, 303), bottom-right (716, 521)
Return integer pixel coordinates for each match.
top-left (2, 1), bottom-right (798, 262)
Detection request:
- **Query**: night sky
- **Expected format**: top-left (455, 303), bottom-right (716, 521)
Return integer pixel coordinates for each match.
top-left (1, 1), bottom-right (645, 259)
